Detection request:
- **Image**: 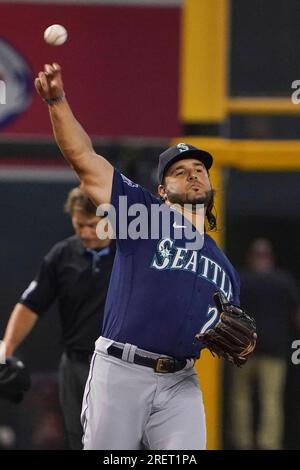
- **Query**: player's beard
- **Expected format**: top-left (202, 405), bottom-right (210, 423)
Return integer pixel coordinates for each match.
top-left (166, 188), bottom-right (213, 212)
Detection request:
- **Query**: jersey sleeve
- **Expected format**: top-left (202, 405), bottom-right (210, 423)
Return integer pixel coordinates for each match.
top-left (18, 248), bottom-right (59, 316)
top-left (108, 168), bottom-right (159, 251)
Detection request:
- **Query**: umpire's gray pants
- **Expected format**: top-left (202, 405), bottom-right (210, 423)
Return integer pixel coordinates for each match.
top-left (81, 336), bottom-right (206, 450)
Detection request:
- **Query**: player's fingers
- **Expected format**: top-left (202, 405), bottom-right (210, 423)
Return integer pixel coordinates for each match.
top-left (38, 72), bottom-right (52, 99)
top-left (44, 63), bottom-right (55, 75)
top-left (52, 63), bottom-right (61, 73)
top-left (34, 77), bottom-right (43, 96)
top-left (38, 71), bottom-right (50, 92)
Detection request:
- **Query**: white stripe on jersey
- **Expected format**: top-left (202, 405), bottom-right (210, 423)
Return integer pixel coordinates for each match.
top-left (21, 280), bottom-right (38, 300)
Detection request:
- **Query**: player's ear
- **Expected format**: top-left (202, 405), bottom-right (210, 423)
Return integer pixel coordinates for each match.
top-left (158, 184), bottom-right (167, 201)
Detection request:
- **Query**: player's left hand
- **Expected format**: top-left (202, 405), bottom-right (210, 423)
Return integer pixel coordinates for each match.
top-left (195, 291), bottom-right (257, 366)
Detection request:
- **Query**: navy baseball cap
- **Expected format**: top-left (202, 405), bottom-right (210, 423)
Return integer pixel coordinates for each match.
top-left (158, 143), bottom-right (213, 183)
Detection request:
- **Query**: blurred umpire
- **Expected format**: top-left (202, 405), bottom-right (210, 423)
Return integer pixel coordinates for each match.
top-left (2, 187), bottom-right (115, 449)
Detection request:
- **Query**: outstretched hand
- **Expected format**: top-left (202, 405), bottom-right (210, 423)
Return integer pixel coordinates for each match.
top-left (34, 63), bottom-right (64, 101)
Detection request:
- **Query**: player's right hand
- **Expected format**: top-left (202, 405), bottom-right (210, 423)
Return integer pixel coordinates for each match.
top-left (34, 63), bottom-right (64, 101)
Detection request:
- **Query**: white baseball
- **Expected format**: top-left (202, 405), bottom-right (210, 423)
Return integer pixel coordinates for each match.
top-left (44, 24), bottom-right (68, 46)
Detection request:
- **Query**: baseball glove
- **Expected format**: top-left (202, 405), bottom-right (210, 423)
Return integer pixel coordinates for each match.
top-left (0, 357), bottom-right (31, 403)
top-left (195, 291), bottom-right (257, 366)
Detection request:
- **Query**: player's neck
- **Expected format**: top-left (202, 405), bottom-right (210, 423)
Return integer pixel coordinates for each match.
top-left (169, 202), bottom-right (206, 233)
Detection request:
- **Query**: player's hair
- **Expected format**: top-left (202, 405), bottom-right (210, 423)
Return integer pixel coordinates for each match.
top-left (64, 187), bottom-right (96, 216)
top-left (205, 190), bottom-right (217, 231)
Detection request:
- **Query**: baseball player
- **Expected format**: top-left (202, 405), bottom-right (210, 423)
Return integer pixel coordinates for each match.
top-left (2, 187), bottom-right (115, 449)
top-left (34, 63), bottom-right (255, 450)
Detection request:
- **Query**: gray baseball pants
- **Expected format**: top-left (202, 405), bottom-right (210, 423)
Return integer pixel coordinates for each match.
top-left (81, 336), bottom-right (206, 450)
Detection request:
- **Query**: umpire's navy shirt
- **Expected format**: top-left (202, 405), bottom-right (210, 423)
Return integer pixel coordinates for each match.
top-left (102, 170), bottom-right (240, 359)
top-left (19, 235), bottom-right (115, 353)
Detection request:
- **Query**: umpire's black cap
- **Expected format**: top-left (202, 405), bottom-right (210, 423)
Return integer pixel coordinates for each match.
top-left (158, 143), bottom-right (213, 183)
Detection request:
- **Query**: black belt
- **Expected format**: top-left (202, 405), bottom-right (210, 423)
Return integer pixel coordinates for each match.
top-left (65, 350), bottom-right (92, 363)
top-left (107, 345), bottom-right (188, 373)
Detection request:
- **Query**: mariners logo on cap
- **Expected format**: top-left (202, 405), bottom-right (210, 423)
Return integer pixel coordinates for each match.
top-left (177, 143), bottom-right (190, 152)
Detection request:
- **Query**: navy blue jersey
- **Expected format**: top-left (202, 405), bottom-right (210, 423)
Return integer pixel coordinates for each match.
top-left (102, 169), bottom-right (240, 359)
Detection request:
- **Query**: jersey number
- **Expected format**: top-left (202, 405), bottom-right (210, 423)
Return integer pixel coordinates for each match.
top-left (199, 306), bottom-right (219, 335)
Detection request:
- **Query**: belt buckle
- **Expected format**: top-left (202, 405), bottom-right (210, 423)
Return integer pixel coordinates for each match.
top-left (155, 357), bottom-right (174, 373)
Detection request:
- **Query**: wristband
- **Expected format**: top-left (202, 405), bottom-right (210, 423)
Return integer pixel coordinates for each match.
top-left (44, 94), bottom-right (65, 106)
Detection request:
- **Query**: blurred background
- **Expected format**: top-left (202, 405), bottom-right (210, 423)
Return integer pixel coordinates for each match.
top-left (0, 0), bottom-right (299, 450)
